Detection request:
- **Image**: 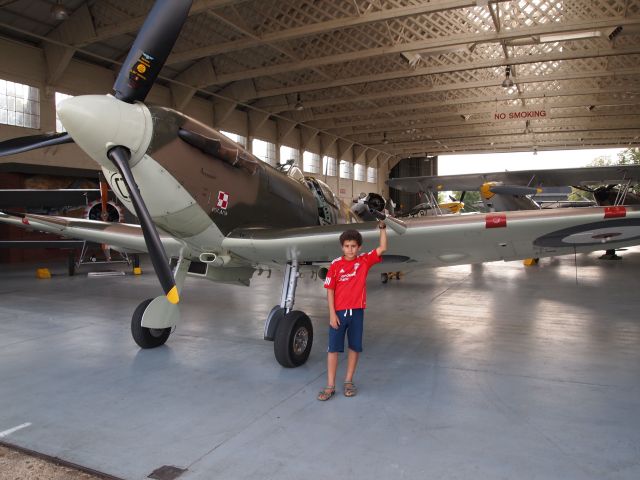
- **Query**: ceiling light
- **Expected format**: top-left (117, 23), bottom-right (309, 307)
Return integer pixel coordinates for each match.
top-left (502, 65), bottom-right (514, 88)
top-left (411, 44), bottom-right (470, 57)
top-left (50, 1), bottom-right (69, 21)
top-left (382, 132), bottom-right (389, 145)
top-left (294, 93), bottom-right (303, 111)
top-left (539, 31), bottom-right (601, 43)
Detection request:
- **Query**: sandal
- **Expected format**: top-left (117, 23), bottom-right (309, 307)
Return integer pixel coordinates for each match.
top-left (343, 381), bottom-right (357, 397)
top-left (317, 386), bottom-right (335, 401)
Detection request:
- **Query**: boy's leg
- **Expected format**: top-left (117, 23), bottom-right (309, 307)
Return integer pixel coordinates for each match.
top-left (326, 310), bottom-right (346, 389)
top-left (327, 352), bottom-right (339, 387)
top-left (345, 349), bottom-right (359, 383)
top-left (345, 309), bottom-right (364, 383)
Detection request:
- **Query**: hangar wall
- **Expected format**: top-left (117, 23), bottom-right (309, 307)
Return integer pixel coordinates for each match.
top-left (0, 37), bottom-right (389, 202)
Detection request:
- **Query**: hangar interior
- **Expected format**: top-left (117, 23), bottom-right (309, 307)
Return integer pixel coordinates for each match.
top-left (1, 1), bottom-right (640, 479)
top-left (1, 0), bottom-right (639, 194)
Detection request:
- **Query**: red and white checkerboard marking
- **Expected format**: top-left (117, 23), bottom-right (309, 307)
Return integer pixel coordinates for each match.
top-left (216, 191), bottom-right (229, 210)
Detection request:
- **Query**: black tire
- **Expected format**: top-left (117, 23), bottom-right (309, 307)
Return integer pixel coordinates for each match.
top-left (131, 298), bottom-right (171, 349)
top-left (274, 311), bottom-right (313, 368)
top-left (381, 272), bottom-right (388, 284)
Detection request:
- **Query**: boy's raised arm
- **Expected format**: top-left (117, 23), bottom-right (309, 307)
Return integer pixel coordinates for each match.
top-left (376, 221), bottom-right (387, 256)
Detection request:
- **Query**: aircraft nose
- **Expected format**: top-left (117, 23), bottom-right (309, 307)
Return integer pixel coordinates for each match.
top-left (57, 95), bottom-right (153, 169)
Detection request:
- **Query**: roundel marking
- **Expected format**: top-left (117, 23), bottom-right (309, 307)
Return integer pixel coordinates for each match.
top-left (533, 219), bottom-right (640, 247)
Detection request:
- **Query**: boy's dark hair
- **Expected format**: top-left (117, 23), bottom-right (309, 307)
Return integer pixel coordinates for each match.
top-left (340, 229), bottom-right (362, 246)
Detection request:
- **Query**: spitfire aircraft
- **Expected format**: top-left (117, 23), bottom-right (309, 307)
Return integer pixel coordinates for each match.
top-left (3, 0), bottom-right (640, 368)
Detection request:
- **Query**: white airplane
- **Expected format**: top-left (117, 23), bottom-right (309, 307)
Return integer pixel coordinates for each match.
top-left (2, 0), bottom-right (640, 368)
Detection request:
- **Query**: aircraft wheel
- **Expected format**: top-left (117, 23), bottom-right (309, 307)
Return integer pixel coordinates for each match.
top-left (418, 209), bottom-right (426, 216)
top-left (131, 298), bottom-right (171, 349)
top-left (381, 272), bottom-right (388, 283)
top-left (274, 311), bottom-right (313, 368)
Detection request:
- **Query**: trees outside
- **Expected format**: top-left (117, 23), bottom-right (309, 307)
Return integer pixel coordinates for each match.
top-left (588, 147), bottom-right (640, 167)
top-left (617, 147), bottom-right (640, 165)
top-left (579, 147), bottom-right (640, 199)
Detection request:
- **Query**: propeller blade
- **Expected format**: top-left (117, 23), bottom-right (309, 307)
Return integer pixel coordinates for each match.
top-left (107, 146), bottom-right (179, 304)
top-left (0, 132), bottom-right (73, 157)
top-left (459, 191), bottom-right (466, 203)
top-left (113, 0), bottom-right (193, 103)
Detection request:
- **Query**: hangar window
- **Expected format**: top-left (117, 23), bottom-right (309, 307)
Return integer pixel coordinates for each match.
top-left (367, 166), bottom-right (377, 184)
top-left (303, 151), bottom-right (321, 174)
top-left (55, 92), bottom-right (72, 132)
top-left (322, 156), bottom-right (337, 176)
top-left (221, 130), bottom-right (247, 148)
top-left (339, 160), bottom-right (352, 179)
top-left (252, 138), bottom-right (276, 166)
top-left (280, 145), bottom-right (300, 166)
top-left (0, 79), bottom-right (40, 129)
top-left (354, 163), bottom-right (366, 182)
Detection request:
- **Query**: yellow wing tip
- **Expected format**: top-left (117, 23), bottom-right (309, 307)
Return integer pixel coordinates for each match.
top-left (166, 286), bottom-right (180, 304)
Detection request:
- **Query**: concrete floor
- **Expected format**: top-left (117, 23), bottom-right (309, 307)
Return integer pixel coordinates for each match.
top-left (0, 248), bottom-right (639, 480)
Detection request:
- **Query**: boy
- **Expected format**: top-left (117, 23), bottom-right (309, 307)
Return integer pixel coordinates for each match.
top-left (317, 220), bottom-right (387, 401)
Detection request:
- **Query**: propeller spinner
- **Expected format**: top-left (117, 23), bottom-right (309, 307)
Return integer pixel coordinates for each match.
top-left (0, 0), bottom-right (194, 304)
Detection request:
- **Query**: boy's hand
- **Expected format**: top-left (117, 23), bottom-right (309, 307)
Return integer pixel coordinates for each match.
top-left (330, 313), bottom-right (340, 329)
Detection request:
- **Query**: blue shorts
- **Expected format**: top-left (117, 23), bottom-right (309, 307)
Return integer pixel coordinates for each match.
top-left (328, 308), bottom-right (364, 353)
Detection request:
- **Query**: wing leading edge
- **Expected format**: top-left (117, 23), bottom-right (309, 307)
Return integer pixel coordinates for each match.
top-left (0, 212), bottom-right (183, 256)
top-left (222, 206), bottom-right (640, 268)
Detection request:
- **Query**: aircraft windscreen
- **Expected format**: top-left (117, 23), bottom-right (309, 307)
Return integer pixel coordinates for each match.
top-left (316, 179), bottom-right (338, 208)
top-left (286, 166), bottom-right (306, 184)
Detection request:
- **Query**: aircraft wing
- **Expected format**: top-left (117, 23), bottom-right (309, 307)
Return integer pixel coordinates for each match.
top-left (387, 165), bottom-right (640, 193)
top-left (222, 206), bottom-right (640, 268)
top-left (0, 211), bottom-right (183, 255)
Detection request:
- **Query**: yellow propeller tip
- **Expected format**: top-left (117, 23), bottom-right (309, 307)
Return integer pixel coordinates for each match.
top-left (166, 286), bottom-right (180, 304)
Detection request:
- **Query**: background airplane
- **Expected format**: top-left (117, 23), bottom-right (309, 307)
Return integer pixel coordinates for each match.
top-left (387, 164), bottom-right (640, 213)
top-left (3, 0), bottom-right (640, 369)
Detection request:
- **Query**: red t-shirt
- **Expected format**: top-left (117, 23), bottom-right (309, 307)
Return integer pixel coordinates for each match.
top-left (323, 249), bottom-right (382, 310)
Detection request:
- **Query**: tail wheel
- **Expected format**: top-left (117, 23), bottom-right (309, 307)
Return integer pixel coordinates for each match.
top-left (274, 311), bottom-right (313, 368)
top-left (131, 298), bottom-right (171, 349)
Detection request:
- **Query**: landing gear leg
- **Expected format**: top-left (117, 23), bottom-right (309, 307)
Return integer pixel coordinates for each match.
top-left (131, 253), bottom-right (191, 349)
top-left (266, 261), bottom-right (313, 368)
